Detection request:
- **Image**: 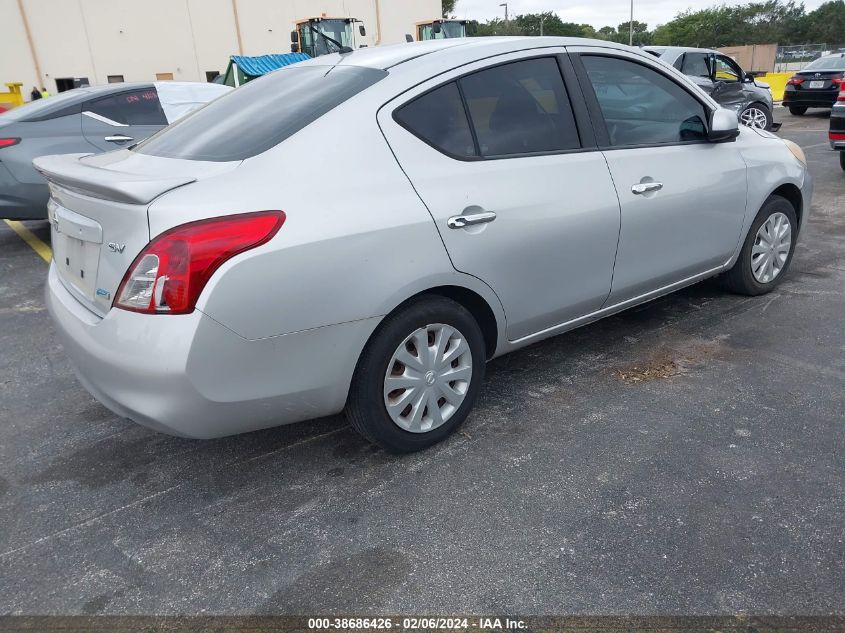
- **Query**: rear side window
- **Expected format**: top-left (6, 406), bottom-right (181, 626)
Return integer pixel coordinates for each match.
top-left (394, 82), bottom-right (477, 158)
top-left (394, 57), bottom-right (580, 159)
top-left (681, 53), bottom-right (711, 78)
top-left (86, 89), bottom-right (166, 125)
top-left (581, 55), bottom-right (709, 147)
top-left (460, 58), bottom-right (580, 156)
top-left (134, 65), bottom-right (387, 161)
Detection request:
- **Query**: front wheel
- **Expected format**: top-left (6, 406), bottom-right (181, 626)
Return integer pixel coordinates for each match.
top-left (789, 106), bottom-right (808, 116)
top-left (739, 103), bottom-right (773, 130)
top-left (720, 195), bottom-right (798, 296)
top-left (346, 296), bottom-right (486, 453)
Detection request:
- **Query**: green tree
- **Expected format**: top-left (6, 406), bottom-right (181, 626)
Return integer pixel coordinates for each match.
top-left (798, 0), bottom-right (845, 45)
top-left (512, 12), bottom-right (594, 37)
top-left (442, 0), bottom-right (456, 19)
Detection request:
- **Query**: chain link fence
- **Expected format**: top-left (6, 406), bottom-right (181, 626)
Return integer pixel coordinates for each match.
top-left (775, 44), bottom-right (845, 71)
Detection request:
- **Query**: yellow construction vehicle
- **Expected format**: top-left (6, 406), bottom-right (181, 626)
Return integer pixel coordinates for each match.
top-left (415, 19), bottom-right (468, 41)
top-left (291, 16), bottom-right (366, 57)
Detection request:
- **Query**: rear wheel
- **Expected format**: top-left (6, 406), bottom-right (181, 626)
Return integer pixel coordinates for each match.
top-left (720, 195), bottom-right (797, 296)
top-left (739, 103), bottom-right (773, 130)
top-left (840, 151), bottom-right (845, 172)
top-left (789, 106), bottom-right (808, 116)
top-left (346, 296), bottom-right (486, 453)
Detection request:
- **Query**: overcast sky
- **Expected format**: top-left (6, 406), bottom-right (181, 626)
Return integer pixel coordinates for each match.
top-left (451, 0), bottom-right (828, 29)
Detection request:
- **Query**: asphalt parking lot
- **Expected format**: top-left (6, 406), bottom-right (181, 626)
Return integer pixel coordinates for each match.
top-left (0, 111), bottom-right (842, 616)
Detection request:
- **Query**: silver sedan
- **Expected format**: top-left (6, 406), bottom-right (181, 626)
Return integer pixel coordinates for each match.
top-left (37, 38), bottom-right (812, 452)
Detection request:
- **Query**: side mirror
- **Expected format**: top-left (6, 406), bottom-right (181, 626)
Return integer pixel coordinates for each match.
top-left (359, 25), bottom-right (366, 36)
top-left (290, 30), bottom-right (299, 44)
top-left (405, 33), bottom-right (414, 43)
top-left (743, 72), bottom-right (755, 83)
top-left (709, 108), bottom-right (740, 143)
top-left (432, 21), bottom-right (442, 34)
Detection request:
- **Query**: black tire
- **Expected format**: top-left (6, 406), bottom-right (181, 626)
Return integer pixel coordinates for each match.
top-left (740, 103), bottom-right (774, 130)
top-left (789, 106), bottom-right (808, 116)
top-left (346, 295), bottom-right (486, 453)
top-left (840, 151), bottom-right (845, 172)
top-left (720, 195), bottom-right (798, 296)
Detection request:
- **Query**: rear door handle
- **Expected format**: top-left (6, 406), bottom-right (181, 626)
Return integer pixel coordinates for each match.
top-left (631, 182), bottom-right (663, 195)
top-left (447, 211), bottom-right (497, 229)
top-left (104, 135), bottom-right (134, 144)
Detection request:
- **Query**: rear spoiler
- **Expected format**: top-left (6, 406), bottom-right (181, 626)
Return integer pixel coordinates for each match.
top-left (33, 153), bottom-right (196, 205)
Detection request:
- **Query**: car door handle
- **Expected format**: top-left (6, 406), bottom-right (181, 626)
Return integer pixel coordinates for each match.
top-left (631, 182), bottom-right (664, 195)
top-left (104, 135), bottom-right (134, 144)
top-left (447, 211), bottom-right (497, 229)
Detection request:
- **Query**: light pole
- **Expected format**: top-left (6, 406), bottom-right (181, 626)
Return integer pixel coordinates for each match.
top-left (500, 2), bottom-right (508, 28)
top-left (540, 15), bottom-right (545, 37)
top-left (629, 0), bottom-right (634, 46)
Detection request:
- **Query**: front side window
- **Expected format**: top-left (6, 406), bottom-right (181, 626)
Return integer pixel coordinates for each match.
top-left (581, 55), bottom-right (709, 147)
top-left (86, 89), bottom-right (166, 125)
top-left (459, 57), bottom-right (580, 157)
top-left (394, 82), bottom-right (477, 158)
top-left (714, 56), bottom-right (741, 82)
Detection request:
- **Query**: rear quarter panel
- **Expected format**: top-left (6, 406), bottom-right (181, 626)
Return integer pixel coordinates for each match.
top-left (148, 95), bottom-right (507, 343)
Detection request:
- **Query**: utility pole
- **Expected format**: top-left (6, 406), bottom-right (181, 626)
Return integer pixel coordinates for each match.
top-left (629, 0), bottom-right (634, 46)
top-left (540, 15), bottom-right (545, 37)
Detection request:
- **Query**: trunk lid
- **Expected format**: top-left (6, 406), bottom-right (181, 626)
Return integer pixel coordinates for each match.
top-left (34, 149), bottom-right (236, 316)
top-left (794, 69), bottom-right (844, 90)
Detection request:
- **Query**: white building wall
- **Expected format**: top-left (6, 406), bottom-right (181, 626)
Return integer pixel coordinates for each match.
top-left (0, 0), bottom-right (39, 93)
top-left (0, 0), bottom-right (442, 96)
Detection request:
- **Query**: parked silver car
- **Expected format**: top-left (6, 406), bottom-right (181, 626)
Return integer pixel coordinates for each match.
top-left (645, 46), bottom-right (777, 130)
top-left (0, 81), bottom-right (230, 219)
top-left (37, 38), bottom-right (811, 452)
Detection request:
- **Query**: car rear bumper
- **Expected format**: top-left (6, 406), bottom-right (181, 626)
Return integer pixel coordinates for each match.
top-left (46, 264), bottom-right (379, 438)
top-left (0, 163), bottom-right (49, 219)
top-left (782, 89), bottom-right (838, 108)
top-left (830, 106), bottom-right (845, 149)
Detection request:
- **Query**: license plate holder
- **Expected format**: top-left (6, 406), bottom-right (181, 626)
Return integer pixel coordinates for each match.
top-left (808, 80), bottom-right (825, 89)
top-left (49, 203), bottom-right (102, 300)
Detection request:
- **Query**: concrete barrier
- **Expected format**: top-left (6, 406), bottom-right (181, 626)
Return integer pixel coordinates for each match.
top-left (760, 72), bottom-right (793, 102)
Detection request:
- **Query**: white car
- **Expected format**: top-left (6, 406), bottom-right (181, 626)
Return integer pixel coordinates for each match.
top-left (37, 38), bottom-right (811, 452)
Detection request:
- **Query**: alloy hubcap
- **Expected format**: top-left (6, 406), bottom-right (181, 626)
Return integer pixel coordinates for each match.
top-left (383, 323), bottom-right (473, 433)
top-left (740, 107), bottom-right (769, 129)
top-left (751, 212), bottom-right (792, 283)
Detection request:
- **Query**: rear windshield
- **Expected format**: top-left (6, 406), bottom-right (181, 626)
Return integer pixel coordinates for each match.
top-left (803, 55), bottom-right (845, 71)
top-left (133, 65), bottom-right (387, 161)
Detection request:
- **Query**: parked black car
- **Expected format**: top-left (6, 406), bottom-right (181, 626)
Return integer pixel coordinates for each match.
top-left (784, 53), bottom-right (845, 115)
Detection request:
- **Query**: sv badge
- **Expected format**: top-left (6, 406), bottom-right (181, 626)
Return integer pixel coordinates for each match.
top-left (108, 242), bottom-right (126, 253)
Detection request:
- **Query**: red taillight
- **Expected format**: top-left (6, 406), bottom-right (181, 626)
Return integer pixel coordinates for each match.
top-left (835, 77), bottom-right (845, 101)
top-left (787, 77), bottom-right (804, 85)
top-left (114, 211), bottom-right (285, 315)
top-left (830, 132), bottom-right (845, 141)
top-left (0, 138), bottom-right (20, 149)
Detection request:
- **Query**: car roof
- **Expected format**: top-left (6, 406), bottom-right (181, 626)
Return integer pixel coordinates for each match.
top-left (299, 37), bottom-right (638, 71)
top-left (645, 45), bottom-right (717, 56)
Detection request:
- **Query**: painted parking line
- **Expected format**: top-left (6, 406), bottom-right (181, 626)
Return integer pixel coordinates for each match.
top-left (3, 219), bottom-right (52, 264)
